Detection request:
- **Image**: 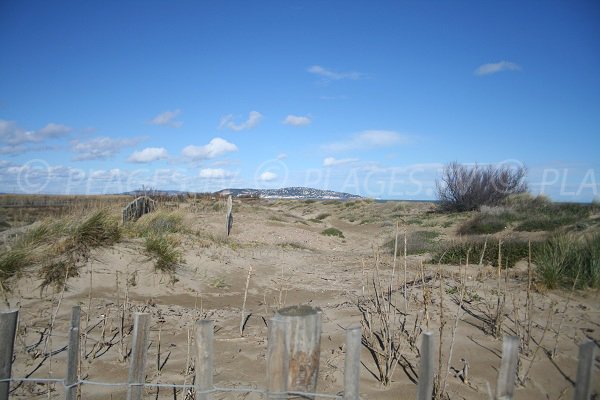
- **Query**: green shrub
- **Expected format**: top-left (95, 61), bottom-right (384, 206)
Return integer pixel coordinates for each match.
top-left (457, 213), bottom-right (509, 235)
top-left (1, 210), bottom-right (121, 286)
top-left (135, 211), bottom-right (184, 236)
top-left (534, 234), bottom-right (580, 289)
top-left (515, 217), bottom-right (572, 232)
top-left (387, 230), bottom-right (441, 255)
top-left (434, 239), bottom-right (540, 268)
top-left (582, 234), bottom-right (600, 288)
top-left (0, 247), bottom-right (30, 281)
top-left (514, 203), bottom-right (591, 232)
top-left (532, 233), bottom-right (600, 289)
top-left (145, 234), bottom-right (182, 273)
top-left (73, 210), bottom-right (121, 248)
top-left (321, 227), bottom-right (344, 238)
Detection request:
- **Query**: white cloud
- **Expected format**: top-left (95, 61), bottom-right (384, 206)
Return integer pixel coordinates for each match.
top-left (276, 153), bottom-right (288, 160)
top-left (219, 111), bottom-right (262, 131)
top-left (307, 65), bottom-right (363, 80)
top-left (150, 110), bottom-right (182, 127)
top-left (323, 157), bottom-right (359, 167)
top-left (199, 168), bottom-right (236, 179)
top-left (71, 136), bottom-right (143, 161)
top-left (37, 123), bottom-right (72, 138)
top-left (0, 145), bottom-right (26, 155)
top-left (258, 171), bottom-right (278, 182)
top-left (0, 120), bottom-right (71, 146)
top-left (283, 115), bottom-right (311, 126)
top-left (323, 130), bottom-right (408, 153)
top-left (127, 147), bottom-right (168, 163)
top-left (475, 61), bottom-right (521, 76)
top-left (182, 137), bottom-right (238, 161)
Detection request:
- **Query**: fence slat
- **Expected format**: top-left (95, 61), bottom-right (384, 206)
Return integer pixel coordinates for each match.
top-left (127, 313), bottom-right (150, 400)
top-left (65, 306), bottom-right (81, 400)
top-left (226, 195), bottom-right (233, 236)
top-left (496, 335), bottom-right (519, 400)
top-left (276, 305), bottom-right (322, 399)
top-left (267, 317), bottom-right (289, 400)
top-left (573, 340), bottom-right (596, 400)
top-left (0, 310), bottom-right (18, 400)
top-left (195, 320), bottom-right (214, 400)
top-left (343, 325), bottom-right (361, 400)
top-left (416, 331), bottom-right (434, 400)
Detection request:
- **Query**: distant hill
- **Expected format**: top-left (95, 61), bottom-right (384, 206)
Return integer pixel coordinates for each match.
top-left (215, 187), bottom-right (362, 200)
top-left (120, 187), bottom-right (362, 200)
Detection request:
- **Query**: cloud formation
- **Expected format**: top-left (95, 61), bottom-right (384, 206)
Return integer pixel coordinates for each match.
top-left (219, 111), bottom-right (262, 131)
top-left (258, 171), bottom-right (277, 182)
top-left (1, 120), bottom-right (71, 147)
top-left (323, 157), bottom-right (359, 167)
top-left (182, 138), bottom-right (238, 161)
top-left (307, 65), bottom-right (363, 80)
top-left (150, 110), bottom-right (182, 127)
top-left (199, 168), bottom-right (235, 179)
top-left (475, 61), bottom-right (521, 76)
top-left (127, 147), bottom-right (169, 163)
top-left (323, 130), bottom-right (408, 153)
top-left (283, 115), bottom-right (311, 126)
top-left (71, 136), bottom-right (142, 161)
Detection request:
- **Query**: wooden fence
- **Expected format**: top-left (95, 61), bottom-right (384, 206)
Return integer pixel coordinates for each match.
top-left (0, 307), bottom-right (596, 400)
top-left (122, 196), bottom-right (156, 223)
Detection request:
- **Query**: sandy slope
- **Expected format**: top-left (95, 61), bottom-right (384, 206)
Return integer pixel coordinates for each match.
top-left (2, 199), bottom-right (599, 399)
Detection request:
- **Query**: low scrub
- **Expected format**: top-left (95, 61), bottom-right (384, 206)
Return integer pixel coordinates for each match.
top-left (134, 211), bottom-right (185, 236)
top-left (434, 238), bottom-right (541, 268)
top-left (535, 234), bottom-right (600, 289)
top-left (145, 234), bottom-right (182, 273)
top-left (386, 230), bottom-right (441, 255)
top-left (314, 212), bottom-right (330, 220)
top-left (0, 209), bottom-right (121, 289)
top-left (503, 194), bottom-right (592, 232)
top-left (457, 213), bottom-right (511, 235)
top-left (321, 227), bottom-right (344, 238)
top-left (436, 162), bottom-right (527, 212)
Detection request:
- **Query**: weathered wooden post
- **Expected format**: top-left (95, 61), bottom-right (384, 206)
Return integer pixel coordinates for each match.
top-left (267, 317), bottom-right (290, 400)
top-left (343, 325), bottom-right (361, 400)
top-left (574, 340), bottom-right (596, 400)
top-left (195, 320), bottom-right (214, 400)
top-left (226, 195), bottom-right (233, 236)
top-left (127, 313), bottom-right (150, 400)
top-left (275, 305), bottom-right (322, 399)
top-left (416, 332), bottom-right (434, 400)
top-left (65, 306), bottom-right (81, 400)
top-left (496, 336), bottom-right (519, 400)
top-left (0, 310), bottom-right (18, 400)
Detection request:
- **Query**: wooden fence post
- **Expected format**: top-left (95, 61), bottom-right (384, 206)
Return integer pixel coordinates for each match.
top-left (416, 331), bottom-right (434, 400)
top-left (0, 310), bottom-right (18, 400)
top-left (226, 195), bottom-right (233, 236)
top-left (275, 305), bottom-right (322, 399)
top-left (195, 320), bottom-right (214, 400)
top-left (65, 306), bottom-right (81, 400)
top-left (574, 340), bottom-right (596, 400)
top-left (343, 325), bottom-right (361, 400)
top-left (267, 317), bottom-right (289, 400)
top-left (127, 313), bottom-right (150, 400)
top-left (496, 336), bottom-right (519, 400)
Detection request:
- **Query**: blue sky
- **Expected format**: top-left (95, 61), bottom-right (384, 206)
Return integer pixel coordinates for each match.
top-left (1, 1), bottom-right (599, 200)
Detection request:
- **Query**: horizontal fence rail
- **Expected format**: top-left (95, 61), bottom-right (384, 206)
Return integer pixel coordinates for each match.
top-left (0, 308), bottom-right (597, 400)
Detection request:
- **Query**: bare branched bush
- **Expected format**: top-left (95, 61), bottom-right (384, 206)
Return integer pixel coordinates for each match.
top-left (436, 162), bottom-right (527, 212)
